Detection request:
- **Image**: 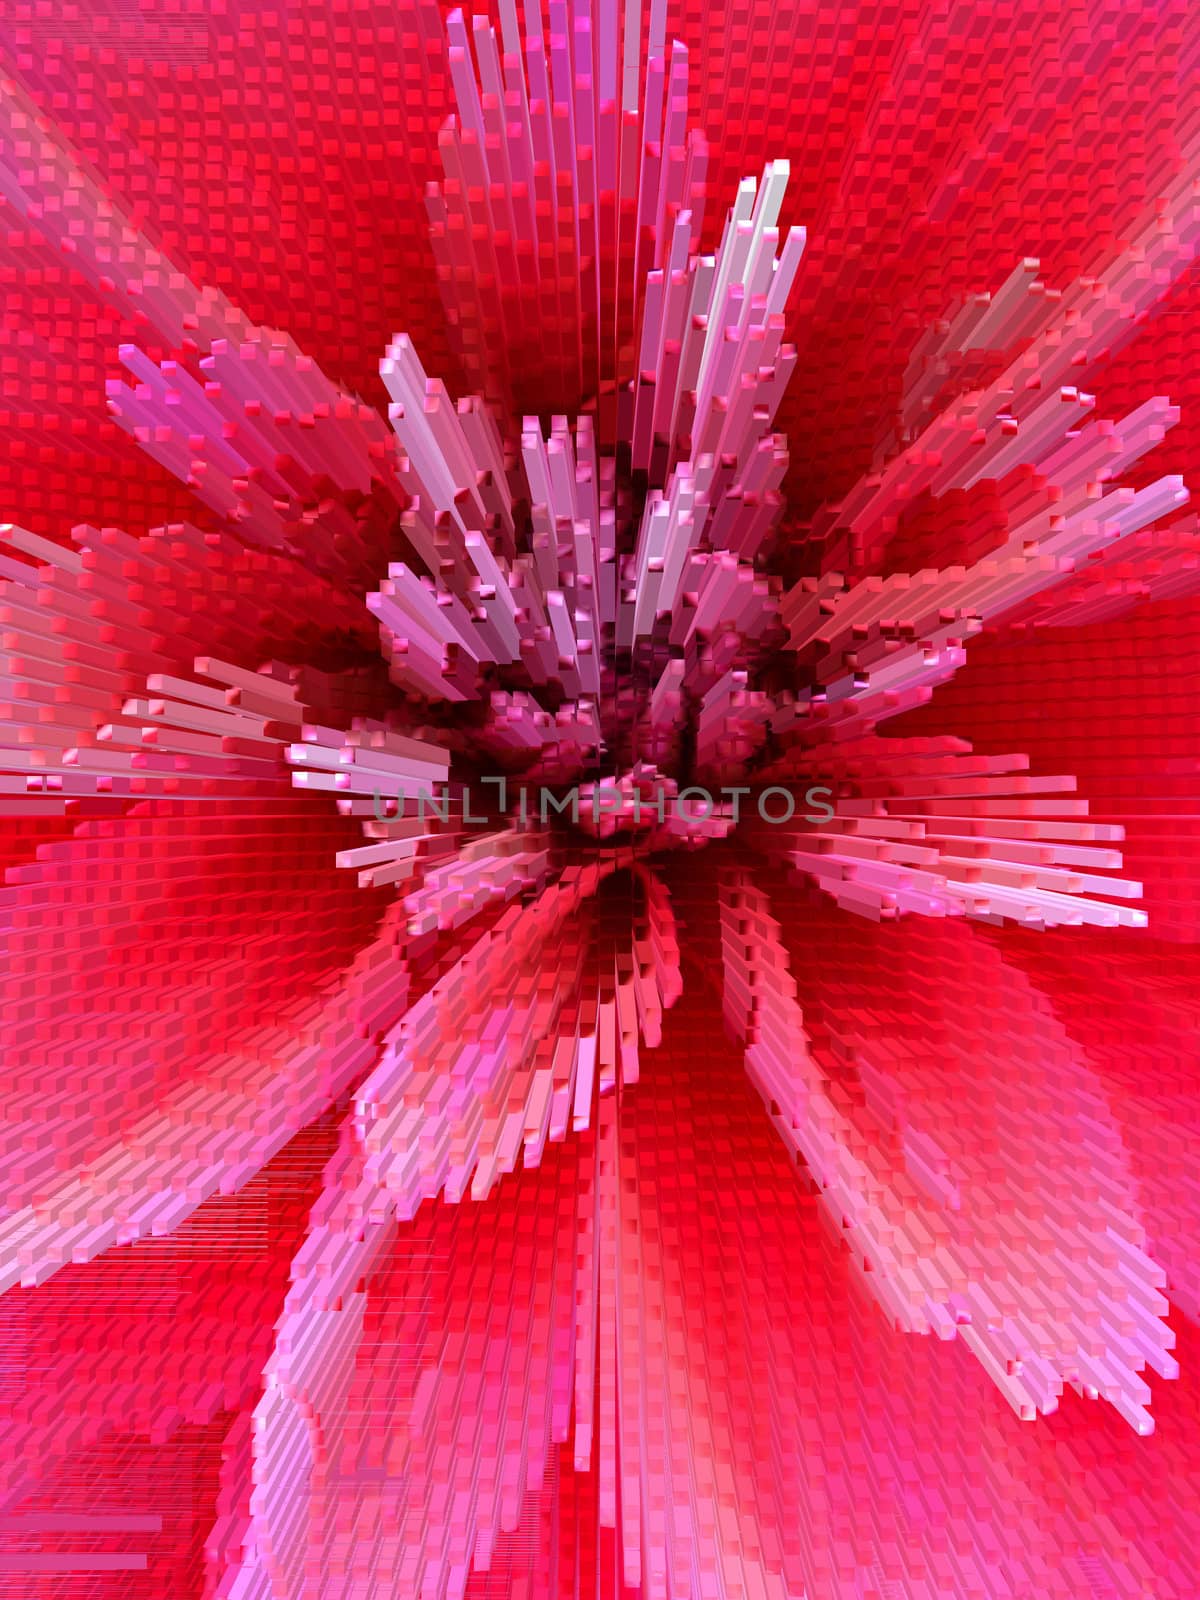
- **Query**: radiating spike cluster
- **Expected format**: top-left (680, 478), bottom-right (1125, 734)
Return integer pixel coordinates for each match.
top-left (621, 167), bottom-right (802, 657)
top-left (745, 737), bottom-right (1147, 928)
top-left (8, 0), bottom-right (1200, 1594)
top-left (107, 339), bottom-right (403, 586)
top-left (0, 830), bottom-right (411, 1298)
top-left (719, 869), bottom-right (1174, 1434)
top-left (353, 858), bottom-right (681, 1219)
top-left (427, 0), bottom-right (706, 416)
top-left (784, 397), bottom-right (1188, 721)
top-left (1001, 512), bottom-right (1200, 628)
top-left (370, 145), bottom-right (803, 762)
top-left (401, 823), bottom-right (551, 935)
top-left (623, 161), bottom-right (803, 486)
top-left (884, 256), bottom-right (1054, 453)
top-left (0, 521), bottom-right (373, 813)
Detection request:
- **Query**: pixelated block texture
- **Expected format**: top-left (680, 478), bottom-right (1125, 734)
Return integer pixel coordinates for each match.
top-left (667, 0), bottom-right (1196, 524)
top-left (4, 857), bottom-right (1200, 1600)
top-left (0, 1112), bottom-right (347, 1598)
top-left (0, 518), bottom-right (390, 839)
top-left (738, 734), bottom-right (1147, 929)
top-left (217, 986), bottom-right (1200, 1600)
top-left (892, 593), bottom-right (1200, 940)
top-left (0, 0), bottom-right (459, 539)
top-left (728, 875), bottom-right (1172, 1425)
top-left (2, 2), bottom-right (1200, 1595)
top-left (2, 0), bottom-right (1199, 538)
top-left (983, 924), bottom-right (1200, 1329)
top-left (0, 799), bottom-right (408, 1291)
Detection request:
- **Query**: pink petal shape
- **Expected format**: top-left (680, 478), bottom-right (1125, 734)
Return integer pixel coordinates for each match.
top-left (721, 869), bottom-right (1174, 1432)
top-left (0, 800), bottom-right (405, 1291)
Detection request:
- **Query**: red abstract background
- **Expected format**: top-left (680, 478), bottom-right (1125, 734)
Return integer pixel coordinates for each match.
top-left (1, 1), bottom-right (1200, 1596)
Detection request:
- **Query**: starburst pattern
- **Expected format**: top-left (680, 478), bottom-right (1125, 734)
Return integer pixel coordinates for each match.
top-left (3, 1), bottom-right (1200, 1596)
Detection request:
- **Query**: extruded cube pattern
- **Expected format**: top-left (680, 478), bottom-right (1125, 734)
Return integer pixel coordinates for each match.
top-left (2, 0), bottom-right (1200, 1595)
